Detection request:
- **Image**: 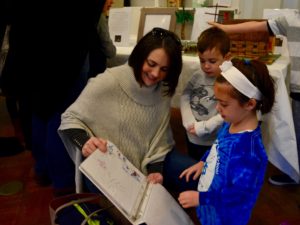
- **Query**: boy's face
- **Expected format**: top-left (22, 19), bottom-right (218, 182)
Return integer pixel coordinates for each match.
top-left (198, 47), bottom-right (230, 77)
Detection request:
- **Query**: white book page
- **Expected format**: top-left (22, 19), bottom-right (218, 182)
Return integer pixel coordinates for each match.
top-left (79, 142), bottom-right (147, 218)
top-left (135, 184), bottom-right (194, 225)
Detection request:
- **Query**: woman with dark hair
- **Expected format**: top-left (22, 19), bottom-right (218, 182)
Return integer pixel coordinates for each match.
top-left (58, 27), bottom-right (183, 192)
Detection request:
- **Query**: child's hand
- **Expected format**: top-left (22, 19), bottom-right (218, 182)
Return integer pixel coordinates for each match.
top-left (178, 191), bottom-right (199, 208)
top-left (187, 124), bottom-right (196, 135)
top-left (82, 137), bottom-right (107, 157)
top-left (179, 161), bottom-right (204, 182)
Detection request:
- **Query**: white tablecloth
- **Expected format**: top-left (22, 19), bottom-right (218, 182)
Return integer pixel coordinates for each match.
top-left (108, 47), bottom-right (300, 182)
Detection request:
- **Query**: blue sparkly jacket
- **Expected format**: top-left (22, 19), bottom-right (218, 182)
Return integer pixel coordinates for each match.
top-left (197, 122), bottom-right (267, 225)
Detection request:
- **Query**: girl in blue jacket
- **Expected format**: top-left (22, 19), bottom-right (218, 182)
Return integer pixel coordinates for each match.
top-left (178, 58), bottom-right (275, 225)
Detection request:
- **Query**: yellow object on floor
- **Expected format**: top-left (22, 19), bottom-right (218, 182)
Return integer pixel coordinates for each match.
top-left (0, 180), bottom-right (23, 196)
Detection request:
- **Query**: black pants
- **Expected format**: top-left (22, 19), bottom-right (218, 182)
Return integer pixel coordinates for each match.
top-left (185, 134), bottom-right (210, 161)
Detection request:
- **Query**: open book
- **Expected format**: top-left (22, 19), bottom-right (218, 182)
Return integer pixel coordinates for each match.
top-left (79, 141), bottom-right (194, 225)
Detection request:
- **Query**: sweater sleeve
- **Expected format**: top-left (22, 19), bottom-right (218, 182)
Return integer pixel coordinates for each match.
top-left (60, 128), bottom-right (90, 150)
top-left (97, 13), bottom-right (116, 58)
top-left (180, 74), bottom-right (197, 129)
top-left (268, 16), bottom-right (288, 36)
top-left (147, 161), bottom-right (164, 174)
top-left (194, 114), bottom-right (223, 137)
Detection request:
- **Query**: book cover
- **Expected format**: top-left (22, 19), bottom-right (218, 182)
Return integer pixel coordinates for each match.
top-left (79, 141), bottom-right (194, 225)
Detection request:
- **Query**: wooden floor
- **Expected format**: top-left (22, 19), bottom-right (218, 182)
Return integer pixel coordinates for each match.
top-left (0, 96), bottom-right (53, 225)
top-left (0, 98), bottom-right (300, 225)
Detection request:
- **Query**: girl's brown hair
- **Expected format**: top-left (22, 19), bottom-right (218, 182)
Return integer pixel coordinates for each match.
top-left (216, 58), bottom-right (275, 114)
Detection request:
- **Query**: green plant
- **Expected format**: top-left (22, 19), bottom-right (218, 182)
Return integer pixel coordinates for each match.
top-left (175, 0), bottom-right (194, 39)
top-left (176, 10), bottom-right (194, 24)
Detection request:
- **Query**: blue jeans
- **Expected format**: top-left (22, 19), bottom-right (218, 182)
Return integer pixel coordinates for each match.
top-left (83, 176), bottom-right (101, 193)
top-left (32, 112), bottom-right (75, 189)
top-left (163, 148), bottom-right (199, 193)
top-left (31, 59), bottom-right (88, 189)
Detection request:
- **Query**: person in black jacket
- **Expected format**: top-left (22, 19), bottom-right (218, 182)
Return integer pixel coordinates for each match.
top-left (0, 0), bottom-right (32, 152)
top-left (1, 0), bottom-right (106, 196)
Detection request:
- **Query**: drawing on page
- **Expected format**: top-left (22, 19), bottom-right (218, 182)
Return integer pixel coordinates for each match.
top-left (95, 158), bottom-right (125, 190)
top-left (106, 177), bottom-right (126, 196)
top-left (107, 142), bottom-right (143, 183)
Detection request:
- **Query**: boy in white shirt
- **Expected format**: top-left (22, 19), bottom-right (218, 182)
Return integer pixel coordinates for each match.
top-left (180, 26), bottom-right (231, 160)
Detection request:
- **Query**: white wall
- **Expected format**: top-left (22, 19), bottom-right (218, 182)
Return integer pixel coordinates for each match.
top-left (255, 0), bottom-right (281, 18)
top-left (128, 0), bottom-right (299, 18)
top-left (109, 0), bottom-right (299, 41)
top-left (130, 0), bottom-right (194, 7)
top-left (130, 0), bottom-right (164, 7)
top-left (112, 0), bottom-right (124, 7)
top-left (223, 0), bottom-right (282, 19)
top-left (281, 0), bottom-right (300, 9)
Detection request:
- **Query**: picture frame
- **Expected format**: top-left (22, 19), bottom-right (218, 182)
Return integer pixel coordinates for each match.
top-left (217, 10), bottom-right (235, 23)
top-left (191, 7), bottom-right (236, 41)
top-left (137, 7), bottom-right (177, 41)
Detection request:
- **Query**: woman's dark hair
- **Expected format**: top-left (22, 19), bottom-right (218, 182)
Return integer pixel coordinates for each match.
top-left (197, 26), bottom-right (230, 56)
top-left (128, 27), bottom-right (182, 96)
top-left (216, 58), bottom-right (275, 114)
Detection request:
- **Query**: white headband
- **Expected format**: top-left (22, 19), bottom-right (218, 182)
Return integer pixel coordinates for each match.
top-left (219, 61), bottom-right (262, 100)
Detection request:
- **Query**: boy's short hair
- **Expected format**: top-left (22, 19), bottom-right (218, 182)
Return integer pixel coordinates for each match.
top-left (197, 27), bottom-right (230, 56)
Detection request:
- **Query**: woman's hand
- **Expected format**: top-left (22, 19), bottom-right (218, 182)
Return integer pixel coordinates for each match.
top-left (207, 21), bottom-right (223, 29)
top-left (178, 191), bottom-right (199, 208)
top-left (82, 137), bottom-right (107, 157)
top-left (147, 172), bottom-right (163, 184)
top-left (179, 161), bottom-right (204, 182)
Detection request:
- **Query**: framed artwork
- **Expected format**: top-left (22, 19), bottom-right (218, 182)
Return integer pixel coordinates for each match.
top-left (217, 10), bottom-right (234, 23)
top-left (137, 7), bottom-right (177, 41)
top-left (191, 7), bottom-right (236, 41)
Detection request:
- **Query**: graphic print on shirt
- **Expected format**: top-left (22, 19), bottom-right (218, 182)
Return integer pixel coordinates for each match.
top-left (190, 85), bottom-right (216, 121)
top-left (198, 141), bottom-right (219, 191)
